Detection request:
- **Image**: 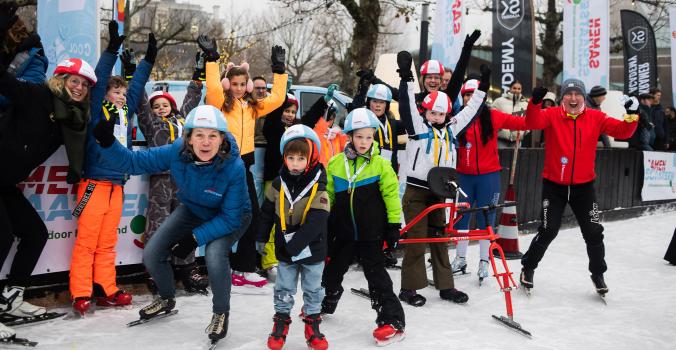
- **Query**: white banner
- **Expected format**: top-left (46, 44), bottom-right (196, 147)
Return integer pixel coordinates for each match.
top-left (431, 0), bottom-right (465, 70)
top-left (562, 0), bottom-right (609, 89)
top-left (641, 151), bottom-right (676, 201)
top-left (0, 148), bottom-right (148, 278)
top-left (670, 6), bottom-right (676, 106)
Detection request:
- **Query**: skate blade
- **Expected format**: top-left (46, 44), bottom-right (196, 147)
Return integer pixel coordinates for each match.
top-left (208, 338), bottom-right (222, 350)
top-left (64, 308), bottom-right (94, 320)
top-left (597, 292), bottom-right (608, 305)
top-left (0, 336), bottom-right (38, 347)
top-left (375, 331), bottom-right (405, 346)
top-left (492, 315), bottom-right (532, 338)
top-left (522, 287), bottom-right (532, 297)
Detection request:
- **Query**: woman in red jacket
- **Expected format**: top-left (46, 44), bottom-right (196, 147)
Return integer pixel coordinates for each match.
top-left (451, 79), bottom-right (529, 283)
top-left (520, 80), bottom-right (639, 297)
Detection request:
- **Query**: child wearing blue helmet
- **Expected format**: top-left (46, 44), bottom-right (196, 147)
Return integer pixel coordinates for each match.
top-left (91, 104), bottom-right (251, 343)
top-left (321, 108), bottom-right (405, 346)
top-left (256, 124), bottom-right (330, 350)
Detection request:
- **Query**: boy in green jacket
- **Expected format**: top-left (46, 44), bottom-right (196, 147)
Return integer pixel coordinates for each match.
top-left (320, 108), bottom-right (405, 346)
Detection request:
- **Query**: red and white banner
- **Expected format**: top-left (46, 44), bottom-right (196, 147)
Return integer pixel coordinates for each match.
top-left (0, 147), bottom-right (148, 277)
top-left (431, 0), bottom-right (465, 70)
top-left (641, 151), bottom-right (676, 201)
top-left (562, 0), bottom-right (609, 89)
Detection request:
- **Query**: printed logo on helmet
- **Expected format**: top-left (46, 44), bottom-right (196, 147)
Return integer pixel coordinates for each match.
top-left (195, 115), bottom-right (217, 127)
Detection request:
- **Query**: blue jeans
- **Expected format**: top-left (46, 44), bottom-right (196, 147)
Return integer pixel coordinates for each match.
top-left (252, 147), bottom-right (266, 206)
top-left (143, 204), bottom-right (251, 314)
top-left (455, 171), bottom-right (501, 260)
top-left (274, 261), bottom-right (325, 315)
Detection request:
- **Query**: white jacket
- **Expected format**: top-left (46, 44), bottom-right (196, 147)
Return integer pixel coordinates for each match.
top-left (492, 92), bottom-right (530, 143)
top-left (399, 81), bottom-right (486, 189)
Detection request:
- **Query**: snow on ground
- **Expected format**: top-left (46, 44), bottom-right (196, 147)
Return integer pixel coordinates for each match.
top-left (15, 210), bottom-right (676, 350)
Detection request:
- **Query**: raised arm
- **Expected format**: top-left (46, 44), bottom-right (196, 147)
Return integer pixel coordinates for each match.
top-left (444, 30), bottom-right (481, 104)
top-left (396, 51), bottom-right (426, 135)
top-left (180, 80), bottom-right (203, 117)
top-left (301, 95), bottom-right (328, 129)
top-left (524, 87), bottom-right (552, 130)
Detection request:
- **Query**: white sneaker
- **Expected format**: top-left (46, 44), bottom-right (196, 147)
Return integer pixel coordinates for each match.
top-left (231, 271), bottom-right (271, 295)
top-left (0, 322), bottom-right (16, 340)
top-left (1, 286), bottom-right (46, 317)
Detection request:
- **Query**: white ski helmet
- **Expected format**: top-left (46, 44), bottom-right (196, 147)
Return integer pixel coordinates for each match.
top-left (366, 84), bottom-right (393, 102)
top-left (184, 105), bottom-right (228, 132)
top-left (279, 124), bottom-right (321, 155)
top-left (343, 108), bottom-right (380, 133)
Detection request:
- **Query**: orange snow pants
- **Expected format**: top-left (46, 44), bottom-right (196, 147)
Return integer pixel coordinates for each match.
top-left (69, 179), bottom-right (123, 299)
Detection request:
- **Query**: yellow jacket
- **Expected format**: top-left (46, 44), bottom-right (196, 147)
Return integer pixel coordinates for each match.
top-left (205, 62), bottom-right (288, 155)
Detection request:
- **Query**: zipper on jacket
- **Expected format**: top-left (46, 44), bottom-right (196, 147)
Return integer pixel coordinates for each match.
top-left (474, 122), bottom-right (481, 174)
top-left (412, 148), bottom-right (420, 171)
top-left (240, 108), bottom-right (244, 150)
top-left (570, 119), bottom-right (577, 185)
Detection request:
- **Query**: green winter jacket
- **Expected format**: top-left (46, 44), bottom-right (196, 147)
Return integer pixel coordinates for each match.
top-left (326, 144), bottom-right (401, 241)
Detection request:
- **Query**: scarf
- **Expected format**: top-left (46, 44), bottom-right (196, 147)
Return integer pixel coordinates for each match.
top-left (52, 87), bottom-right (90, 184)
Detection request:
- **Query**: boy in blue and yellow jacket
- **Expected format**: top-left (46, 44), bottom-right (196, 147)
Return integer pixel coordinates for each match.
top-left (256, 125), bottom-right (330, 350)
top-left (69, 22), bottom-right (156, 315)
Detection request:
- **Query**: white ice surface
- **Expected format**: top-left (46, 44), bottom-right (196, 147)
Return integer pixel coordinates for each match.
top-left (14, 210), bottom-right (676, 349)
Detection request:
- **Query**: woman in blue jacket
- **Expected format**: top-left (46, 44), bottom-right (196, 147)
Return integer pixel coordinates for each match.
top-left (92, 104), bottom-right (251, 343)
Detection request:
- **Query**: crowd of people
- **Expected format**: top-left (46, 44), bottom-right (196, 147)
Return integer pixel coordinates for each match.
top-left (0, 3), bottom-right (663, 348)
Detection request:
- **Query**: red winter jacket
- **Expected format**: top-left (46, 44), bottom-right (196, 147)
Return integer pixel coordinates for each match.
top-left (456, 109), bottom-right (528, 175)
top-left (525, 102), bottom-right (638, 185)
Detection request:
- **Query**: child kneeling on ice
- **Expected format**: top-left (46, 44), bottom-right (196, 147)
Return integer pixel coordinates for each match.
top-left (321, 108), bottom-right (406, 346)
top-left (256, 125), bottom-right (330, 350)
top-left (91, 105), bottom-right (250, 343)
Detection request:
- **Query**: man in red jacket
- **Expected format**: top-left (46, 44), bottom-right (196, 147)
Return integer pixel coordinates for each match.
top-left (520, 79), bottom-right (639, 296)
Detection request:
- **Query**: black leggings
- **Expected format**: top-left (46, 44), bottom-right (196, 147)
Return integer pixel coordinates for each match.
top-left (322, 239), bottom-right (405, 327)
top-left (0, 186), bottom-right (48, 287)
top-left (229, 152), bottom-right (260, 273)
top-left (522, 179), bottom-right (606, 274)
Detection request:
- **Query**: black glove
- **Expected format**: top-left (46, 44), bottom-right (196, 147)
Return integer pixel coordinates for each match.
top-left (171, 234), bottom-right (198, 259)
top-left (270, 45), bottom-right (286, 74)
top-left (105, 21), bottom-right (125, 54)
top-left (396, 51), bottom-right (413, 82)
top-left (197, 35), bottom-right (220, 62)
top-left (356, 69), bottom-right (375, 86)
top-left (93, 117), bottom-right (116, 148)
top-left (463, 29), bottom-right (481, 50)
top-left (119, 49), bottom-right (136, 81)
top-left (478, 64), bottom-right (491, 92)
top-left (0, 3), bottom-right (18, 33)
top-left (531, 87), bottom-right (548, 105)
top-left (192, 52), bottom-right (206, 81)
top-left (143, 33), bottom-right (157, 64)
top-left (385, 223), bottom-right (401, 250)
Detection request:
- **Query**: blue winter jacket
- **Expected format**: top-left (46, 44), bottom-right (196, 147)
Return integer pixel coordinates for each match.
top-left (99, 132), bottom-right (251, 246)
top-left (0, 47), bottom-right (48, 108)
top-left (83, 51), bottom-right (152, 184)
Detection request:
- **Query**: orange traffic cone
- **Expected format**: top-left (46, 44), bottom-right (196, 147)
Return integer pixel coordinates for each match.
top-left (496, 184), bottom-right (522, 260)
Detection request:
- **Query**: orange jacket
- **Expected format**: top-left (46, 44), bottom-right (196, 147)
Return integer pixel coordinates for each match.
top-left (313, 118), bottom-right (347, 167)
top-left (205, 62), bottom-right (288, 155)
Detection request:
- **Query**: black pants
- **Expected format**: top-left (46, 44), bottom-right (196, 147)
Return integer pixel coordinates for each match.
top-left (665, 228), bottom-right (676, 265)
top-left (229, 152), bottom-right (260, 273)
top-left (0, 186), bottom-right (48, 287)
top-left (522, 179), bottom-right (607, 275)
top-left (322, 239), bottom-right (405, 327)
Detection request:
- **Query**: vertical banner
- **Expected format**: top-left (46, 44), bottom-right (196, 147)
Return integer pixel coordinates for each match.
top-left (670, 6), bottom-right (676, 105)
top-left (37, 0), bottom-right (100, 77)
top-left (562, 0), bottom-right (610, 90)
top-left (621, 10), bottom-right (658, 95)
top-left (431, 0), bottom-right (465, 70)
top-left (491, 0), bottom-right (535, 94)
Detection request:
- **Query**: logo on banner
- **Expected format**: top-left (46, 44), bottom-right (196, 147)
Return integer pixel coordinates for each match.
top-left (497, 0), bottom-right (524, 30)
top-left (628, 26), bottom-right (648, 51)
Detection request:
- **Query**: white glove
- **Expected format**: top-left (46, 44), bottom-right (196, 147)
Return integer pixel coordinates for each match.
top-left (326, 126), bottom-right (341, 140)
